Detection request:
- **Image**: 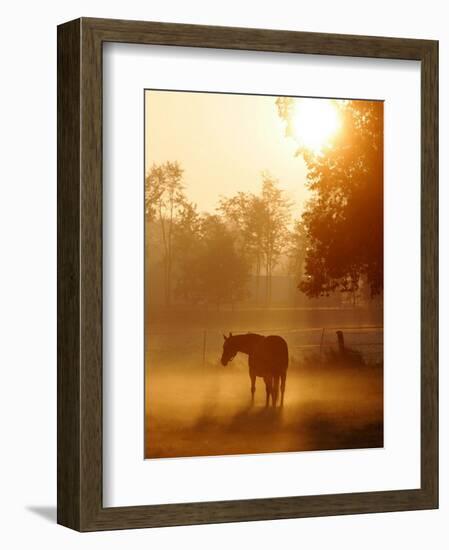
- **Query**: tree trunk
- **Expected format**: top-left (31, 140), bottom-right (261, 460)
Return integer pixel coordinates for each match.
top-left (265, 256), bottom-right (270, 306)
top-left (255, 254), bottom-right (261, 305)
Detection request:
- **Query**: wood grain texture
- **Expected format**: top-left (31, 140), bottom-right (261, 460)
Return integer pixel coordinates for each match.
top-left (57, 18), bottom-right (81, 531)
top-left (420, 40), bottom-right (439, 503)
top-left (57, 17), bottom-right (439, 532)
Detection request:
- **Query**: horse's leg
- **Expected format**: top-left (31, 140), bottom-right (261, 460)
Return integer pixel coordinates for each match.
top-left (264, 377), bottom-right (272, 407)
top-left (272, 375), bottom-right (280, 407)
top-left (250, 372), bottom-right (256, 404)
top-left (280, 372), bottom-right (286, 406)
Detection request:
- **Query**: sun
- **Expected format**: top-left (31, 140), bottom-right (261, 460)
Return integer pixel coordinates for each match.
top-left (291, 98), bottom-right (340, 152)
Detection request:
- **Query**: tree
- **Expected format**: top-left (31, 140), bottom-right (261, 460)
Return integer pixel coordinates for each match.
top-left (177, 215), bottom-right (248, 309)
top-left (145, 161), bottom-right (186, 306)
top-left (287, 218), bottom-right (307, 286)
top-left (276, 98), bottom-right (383, 299)
top-left (259, 172), bottom-right (292, 303)
top-left (199, 215), bottom-right (249, 308)
top-left (219, 173), bottom-right (292, 305)
top-left (173, 201), bottom-right (202, 304)
top-left (218, 191), bottom-right (265, 303)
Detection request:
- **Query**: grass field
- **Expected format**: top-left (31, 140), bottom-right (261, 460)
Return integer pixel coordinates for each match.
top-left (145, 357), bottom-right (383, 459)
top-left (145, 306), bottom-right (383, 459)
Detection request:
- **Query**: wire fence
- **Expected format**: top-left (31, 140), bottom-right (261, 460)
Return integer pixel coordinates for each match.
top-left (146, 325), bottom-right (383, 366)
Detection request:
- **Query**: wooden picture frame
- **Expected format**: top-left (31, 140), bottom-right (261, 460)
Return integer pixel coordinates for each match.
top-left (57, 17), bottom-right (438, 531)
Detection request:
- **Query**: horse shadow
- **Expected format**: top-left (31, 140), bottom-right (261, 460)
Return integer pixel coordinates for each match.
top-left (190, 401), bottom-right (283, 438)
top-left (224, 403), bottom-right (283, 435)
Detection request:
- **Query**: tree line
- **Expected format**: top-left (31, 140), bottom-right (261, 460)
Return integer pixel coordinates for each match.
top-left (146, 98), bottom-right (383, 309)
top-left (145, 165), bottom-right (296, 308)
top-left (276, 97), bottom-right (383, 300)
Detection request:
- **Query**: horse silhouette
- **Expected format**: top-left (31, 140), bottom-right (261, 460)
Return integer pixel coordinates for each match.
top-left (221, 332), bottom-right (288, 407)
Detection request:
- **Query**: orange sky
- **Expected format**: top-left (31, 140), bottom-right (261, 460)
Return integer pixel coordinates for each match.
top-left (145, 90), bottom-right (309, 218)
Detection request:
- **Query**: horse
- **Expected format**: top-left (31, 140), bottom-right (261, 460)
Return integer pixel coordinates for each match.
top-left (220, 332), bottom-right (288, 407)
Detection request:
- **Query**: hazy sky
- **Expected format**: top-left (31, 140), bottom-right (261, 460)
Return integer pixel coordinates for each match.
top-left (145, 90), bottom-right (310, 218)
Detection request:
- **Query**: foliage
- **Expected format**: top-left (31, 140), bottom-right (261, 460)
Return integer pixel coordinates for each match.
top-left (218, 173), bottom-right (292, 304)
top-left (145, 161), bottom-right (186, 306)
top-left (173, 200), bottom-right (202, 303)
top-left (286, 218), bottom-right (307, 283)
top-left (276, 98), bottom-right (383, 298)
top-left (259, 172), bottom-right (292, 302)
top-left (195, 215), bottom-right (249, 307)
top-left (146, 96), bottom-right (383, 308)
top-left (174, 214), bottom-right (249, 308)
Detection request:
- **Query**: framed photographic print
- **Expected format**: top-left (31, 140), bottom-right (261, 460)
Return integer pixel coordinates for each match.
top-left (57, 17), bottom-right (438, 531)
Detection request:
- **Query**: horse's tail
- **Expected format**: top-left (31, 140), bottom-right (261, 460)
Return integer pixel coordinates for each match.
top-left (280, 340), bottom-right (288, 406)
top-left (281, 338), bottom-right (289, 370)
top-left (272, 374), bottom-right (280, 406)
top-left (280, 370), bottom-right (287, 406)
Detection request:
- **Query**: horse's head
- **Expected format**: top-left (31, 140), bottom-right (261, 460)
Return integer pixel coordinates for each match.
top-left (221, 333), bottom-right (237, 366)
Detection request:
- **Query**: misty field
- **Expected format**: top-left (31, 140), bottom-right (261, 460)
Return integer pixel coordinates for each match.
top-left (144, 307), bottom-right (383, 459)
top-left (144, 92), bottom-right (384, 458)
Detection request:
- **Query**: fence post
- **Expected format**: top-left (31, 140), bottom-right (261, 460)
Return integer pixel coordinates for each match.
top-left (202, 330), bottom-right (207, 367)
top-left (336, 330), bottom-right (345, 354)
top-left (319, 328), bottom-right (325, 364)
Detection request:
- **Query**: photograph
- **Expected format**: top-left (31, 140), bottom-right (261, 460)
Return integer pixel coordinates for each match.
top-left (144, 90), bottom-right (384, 459)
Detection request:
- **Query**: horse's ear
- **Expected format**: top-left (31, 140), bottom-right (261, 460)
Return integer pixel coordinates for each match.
top-left (229, 332), bottom-right (233, 338)
top-left (223, 334), bottom-right (228, 341)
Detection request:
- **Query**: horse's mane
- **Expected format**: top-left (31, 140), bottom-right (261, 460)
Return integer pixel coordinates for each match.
top-left (232, 332), bottom-right (264, 342)
top-left (229, 333), bottom-right (264, 354)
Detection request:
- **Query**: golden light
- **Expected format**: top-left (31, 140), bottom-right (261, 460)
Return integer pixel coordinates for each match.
top-left (291, 99), bottom-right (340, 152)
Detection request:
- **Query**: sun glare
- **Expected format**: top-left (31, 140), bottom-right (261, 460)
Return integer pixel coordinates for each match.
top-left (291, 99), bottom-right (340, 152)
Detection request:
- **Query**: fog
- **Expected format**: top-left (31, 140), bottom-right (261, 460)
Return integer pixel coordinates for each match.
top-left (145, 308), bottom-right (383, 459)
top-left (143, 92), bottom-right (384, 459)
